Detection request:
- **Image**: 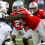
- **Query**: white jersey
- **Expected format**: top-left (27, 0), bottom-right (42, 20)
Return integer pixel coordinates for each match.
top-left (0, 22), bottom-right (12, 45)
top-left (0, 1), bottom-right (9, 8)
top-left (0, 11), bottom-right (12, 45)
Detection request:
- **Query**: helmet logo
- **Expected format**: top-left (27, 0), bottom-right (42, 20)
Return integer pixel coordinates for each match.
top-left (31, 2), bottom-right (33, 7)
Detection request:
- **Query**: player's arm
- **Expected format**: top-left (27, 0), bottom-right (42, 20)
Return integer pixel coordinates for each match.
top-left (0, 14), bottom-right (26, 22)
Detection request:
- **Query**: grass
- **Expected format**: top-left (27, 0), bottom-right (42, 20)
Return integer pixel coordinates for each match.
top-left (16, 36), bottom-right (34, 45)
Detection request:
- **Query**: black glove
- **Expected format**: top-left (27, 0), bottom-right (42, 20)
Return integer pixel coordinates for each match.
top-left (0, 18), bottom-right (5, 21)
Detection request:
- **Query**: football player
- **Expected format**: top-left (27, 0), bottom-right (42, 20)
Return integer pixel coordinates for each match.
top-left (0, 1), bottom-right (45, 45)
top-left (0, 7), bottom-right (14, 45)
top-left (10, 2), bottom-right (25, 45)
top-left (23, 2), bottom-right (45, 45)
top-left (29, 1), bottom-right (45, 44)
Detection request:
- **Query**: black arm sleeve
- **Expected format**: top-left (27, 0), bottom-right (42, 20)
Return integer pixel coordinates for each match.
top-left (0, 18), bottom-right (5, 21)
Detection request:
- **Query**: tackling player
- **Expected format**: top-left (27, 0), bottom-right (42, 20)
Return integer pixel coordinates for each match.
top-left (0, 1), bottom-right (45, 45)
top-left (23, 2), bottom-right (45, 45)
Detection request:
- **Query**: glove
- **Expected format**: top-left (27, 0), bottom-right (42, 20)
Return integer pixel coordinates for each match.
top-left (5, 41), bottom-right (14, 45)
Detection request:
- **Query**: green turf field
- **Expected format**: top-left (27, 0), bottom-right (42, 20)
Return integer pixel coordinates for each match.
top-left (16, 36), bottom-right (34, 45)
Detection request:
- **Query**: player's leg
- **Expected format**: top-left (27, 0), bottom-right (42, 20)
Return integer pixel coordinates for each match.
top-left (2, 35), bottom-right (11, 45)
top-left (0, 23), bottom-right (12, 45)
top-left (3, 30), bottom-right (14, 45)
top-left (18, 28), bottom-right (25, 36)
top-left (41, 19), bottom-right (45, 43)
top-left (11, 27), bottom-right (18, 45)
top-left (0, 33), bottom-right (5, 45)
top-left (32, 20), bottom-right (45, 45)
top-left (31, 30), bottom-right (41, 45)
top-left (23, 29), bottom-right (32, 45)
top-left (3, 24), bottom-right (12, 45)
top-left (37, 20), bottom-right (45, 42)
top-left (41, 38), bottom-right (44, 43)
top-left (4, 33), bottom-right (14, 45)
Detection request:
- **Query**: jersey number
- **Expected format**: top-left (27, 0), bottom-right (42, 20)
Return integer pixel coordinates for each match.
top-left (15, 20), bottom-right (20, 27)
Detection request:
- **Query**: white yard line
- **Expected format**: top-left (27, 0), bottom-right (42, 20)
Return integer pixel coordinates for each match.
top-left (16, 39), bottom-right (32, 40)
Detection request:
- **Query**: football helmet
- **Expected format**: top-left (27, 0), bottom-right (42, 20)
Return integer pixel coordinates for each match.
top-left (0, 7), bottom-right (7, 14)
top-left (29, 2), bottom-right (38, 14)
top-left (3, 1), bottom-right (9, 10)
top-left (12, 1), bottom-right (24, 12)
top-left (0, 1), bottom-right (9, 10)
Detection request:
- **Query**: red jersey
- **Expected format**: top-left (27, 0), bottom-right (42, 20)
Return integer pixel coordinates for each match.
top-left (17, 8), bottom-right (40, 30)
top-left (34, 9), bottom-right (45, 19)
top-left (33, 0), bottom-right (44, 3)
top-left (26, 9), bottom-right (44, 30)
top-left (10, 11), bottom-right (22, 30)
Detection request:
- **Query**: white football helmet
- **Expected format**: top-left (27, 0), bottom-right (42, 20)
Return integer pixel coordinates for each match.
top-left (29, 2), bottom-right (38, 14)
top-left (12, 1), bottom-right (24, 12)
top-left (0, 7), bottom-right (7, 14)
top-left (0, 1), bottom-right (9, 10)
top-left (3, 1), bottom-right (9, 10)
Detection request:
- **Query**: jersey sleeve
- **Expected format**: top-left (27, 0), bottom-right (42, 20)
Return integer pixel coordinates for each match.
top-left (10, 13), bottom-right (13, 15)
top-left (17, 8), bottom-right (31, 15)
